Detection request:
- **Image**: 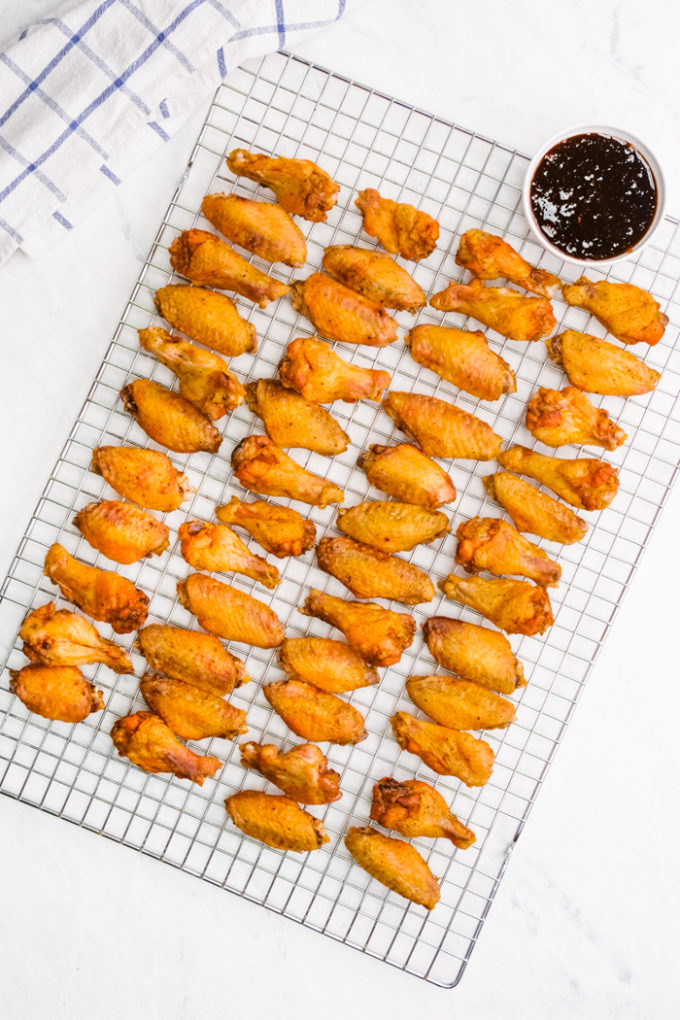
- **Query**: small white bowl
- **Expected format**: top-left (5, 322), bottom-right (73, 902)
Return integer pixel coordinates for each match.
top-left (522, 124), bottom-right (666, 267)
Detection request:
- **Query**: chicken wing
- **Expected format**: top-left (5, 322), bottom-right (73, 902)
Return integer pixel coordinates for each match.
top-left (245, 378), bottom-right (349, 455)
top-left (358, 443), bottom-right (456, 508)
top-left (225, 789), bottom-right (329, 851)
top-left (279, 336), bottom-right (391, 404)
top-left (391, 712), bottom-right (494, 786)
top-left (178, 520), bottom-right (280, 589)
top-left (316, 536), bottom-right (435, 605)
top-left (216, 496), bottom-right (315, 558)
top-left (168, 228), bottom-right (289, 307)
top-left (370, 777), bottom-right (475, 849)
top-left (456, 517), bottom-right (561, 587)
top-left (201, 193), bottom-right (307, 267)
top-left (120, 379), bottom-right (222, 454)
top-left (406, 674), bottom-right (516, 730)
top-left (430, 278), bottom-right (556, 342)
top-left (90, 445), bottom-right (191, 512)
top-left (138, 327), bottom-right (245, 420)
top-left (345, 826), bottom-right (440, 909)
top-left (73, 500), bottom-right (170, 564)
top-left (264, 679), bottom-right (367, 745)
top-left (136, 624), bottom-right (248, 696)
top-left (406, 324), bottom-right (516, 401)
top-left (226, 149), bottom-right (339, 222)
top-left (382, 391), bottom-right (502, 460)
top-left (155, 284), bottom-right (256, 356)
top-left (300, 589), bottom-right (415, 668)
top-left (456, 228), bottom-right (561, 297)
top-left (498, 445), bottom-right (619, 511)
top-left (322, 245), bottom-right (426, 311)
top-left (290, 273), bottom-right (398, 347)
top-left (562, 277), bottom-right (668, 346)
top-left (140, 674), bottom-right (247, 741)
top-left (240, 741), bottom-right (342, 804)
top-left (20, 602), bottom-right (133, 673)
top-left (439, 573), bottom-right (553, 636)
top-left (177, 572), bottom-right (284, 648)
top-left (231, 435), bottom-right (344, 508)
top-left (483, 472), bottom-right (587, 544)
top-left (336, 500), bottom-right (450, 553)
top-left (546, 330), bottom-right (660, 396)
top-left (277, 636), bottom-right (379, 693)
top-left (44, 544), bottom-right (149, 634)
top-left (355, 188), bottom-right (439, 261)
top-left (111, 711), bottom-right (221, 784)
top-left (526, 386), bottom-right (627, 450)
top-left (422, 617), bottom-right (525, 694)
top-left (9, 664), bottom-right (104, 723)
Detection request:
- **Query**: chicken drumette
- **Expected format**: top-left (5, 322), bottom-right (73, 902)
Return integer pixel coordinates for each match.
top-left (526, 386), bottom-right (627, 450)
top-left (316, 536), bottom-right (435, 605)
top-left (406, 674), bottom-right (516, 730)
top-left (336, 500), bottom-right (450, 553)
top-left (111, 711), bottom-right (221, 785)
top-left (456, 228), bottom-right (561, 297)
top-left (300, 589), bottom-right (415, 668)
top-left (439, 573), bottom-right (554, 636)
top-left (483, 472), bottom-right (588, 545)
top-left (382, 391), bottom-right (503, 460)
top-left (155, 283), bottom-right (256, 356)
top-left (225, 790), bottom-right (329, 851)
top-left (10, 664), bottom-right (104, 723)
top-left (177, 572), bottom-right (284, 648)
top-left (278, 336), bottom-right (391, 404)
top-left (20, 602), bottom-right (133, 673)
top-left (226, 149), bottom-right (339, 222)
top-left (245, 379), bottom-right (349, 455)
top-left (391, 712), bottom-right (494, 786)
top-left (178, 520), bottom-right (280, 589)
top-left (498, 445), bottom-right (619, 511)
top-left (44, 544), bottom-right (148, 634)
top-left (430, 278), bottom-right (556, 342)
top-left (136, 624), bottom-right (249, 696)
top-left (90, 446), bottom-right (191, 512)
top-left (562, 277), bottom-right (668, 345)
top-left (546, 330), bottom-right (660, 396)
top-left (345, 826), bottom-right (440, 909)
top-left (120, 379), bottom-right (222, 454)
top-left (277, 637), bottom-right (379, 693)
top-left (456, 517), bottom-right (562, 587)
top-left (422, 617), bottom-right (525, 694)
top-left (168, 228), bottom-right (289, 307)
top-left (140, 674), bottom-right (247, 741)
top-left (406, 324), bottom-right (517, 401)
top-left (322, 245), bottom-right (426, 312)
top-left (264, 679), bottom-right (367, 745)
top-left (231, 435), bottom-right (344, 508)
top-left (358, 443), bottom-right (456, 509)
top-left (216, 496), bottom-right (316, 558)
top-left (240, 742), bottom-right (342, 805)
top-left (371, 777), bottom-right (475, 849)
top-left (290, 273), bottom-right (398, 347)
top-left (73, 500), bottom-right (170, 564)
top-left (201, 192), bottom-right (307, 267)
top-left (355, 188), bottom-right (439, 261)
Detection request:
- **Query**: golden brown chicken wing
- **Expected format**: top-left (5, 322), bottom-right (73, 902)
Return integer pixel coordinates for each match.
top-left (245, 379), bottom-right (349, 455)
top-left (422, 617), bottom-right (525, 694)
top-left (456, 517), bottom-right (561, 587)
top-left (44, 544), bottom-right (149, 634)
top-left (226, 789), bottom-right (329, 851)
top-left (562, 277), bottom-right (668, 346)
top-left (264, 679), bottom-right (367, 745)
top-left (406, 674), bottom-right (516, 730)
top-left (140, 674), bottom-right (247, 741)
top-left (358, 443), bottom-right (456, 508)
top-left (526, 386), bottom-right (627, 450)
top-left (226, 149), bottom-right (339, 222)
top-left (483, 472), bottom-right (587, 544)
top-left (430, 278), bottom-right (556, 342)
top-left (111, 711), bottom-right (221, 784)
top-left (382, 391), bottom-right (503, 460)
top-left (177, 572), bottom-right (283, 648)
top-left (336, 501), bottom-right (449, 553)
top-left (90, 446), bottom-right (191, 512)
top-left (73, 500), bottom-right (169, 564)
top-left (20, 602), bottom-right (133, 673)
top-left (498, 445), bottom-right (619, 511)
top-left (316, 536), bottom-right (435, 605)
top-left (406, 324), bottom-right (516, 401)
top-left (279, 336), bottom-right (390, 404)
top-left (355, 188), bottom-right (439, 261)
top-left (155, 284), bottom-right (256, 356)
top-left (216, 496), bottom-right (315, 558)
top-left (370, 777), bottom-right (475, 849)
top-left (439, 573), bottom-right (553, 636)
top-left (231, 435), bottom-right (344, 508)
top-left (178, 520), bottom-right (280, 589)
top-left (9, 664), bottom-right (104, 722)
top-left (120, 379), bottom-right (222, 454)
top-left (168, 228), bottom-right (289, 307)
top-left (391, 711), bottom-right (494, 786)
top-left (136, 624), bottom-right (248, 695)
top-left (201, 193), bottom-right (307, 267)
top-left (546, 330), bottom-right (660, 396)
top-left (240, 741), bottom-right (342, 804)
top-left (290, 273), bottom-right (398, 348)
top-left (300, 589), bottom-right (415, 668)
top-left (456, 228), bottom-right (561, 297)
top-left (322, 245), bottom-right (426, 311)
top-left (345, 826), bottom-right (440, 909)
top-left (277, 636), bottom-right (379, 693)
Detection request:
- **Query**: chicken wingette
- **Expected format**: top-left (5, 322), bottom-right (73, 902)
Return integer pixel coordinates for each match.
top-left (278, 336), bottom-right (391, 404)
top-left (406, 324), bottom-right (516, 401)
top-left (20, 602), bottom-right (133, 673)
top-left (120, 379), bottom-right (222, 454)
top-left (44, 544), bottom-right (148, 634)
top-left (136, 624), bottom-right (249, 696)
top-left (155, 283), bottom-right (256, 356)
top-left (231, 435), bottom-right (344, 508)
top-left (168, 228), bottom-right (289, 306)
top-left (10, 664), bottom-right (104, 723)
top-left (370, 777), bottom-right (475, 849)
top-left (90, 445), bottom-right (190, 512)
top-left (382, 391), bottom-right (503, 460)
top-left (177, 572), bottom-right (284, 648)
top-left (336, 500), bottom-right (450, 553)
top-left (322, 245), bottom-right (426, 311)
top-left (316, 536), bottom-right (435, 605)
top-left (240, 742), bottom-right (342, 804)
top-left (178, 520), bottom-right (280, 589)
top-left (406, 674), bottom-right (516, 730)
top-left (391, 712), bottom-right (494, 786)
top-left (73, 500), bottom-right (170, 564)
top-left (225, 789), bottom-right (329, 851)
top-left (345, 826), bottom-right (440, 909)
top-left (300, 589), bottom-right (415, 667)
top-left (201, 192), bottom-right (307, 267)
top-left (245, 378), bottom-right (349, 455)
top-left (140, 674), bottom-right (247, 741)
top-left (456, 228), bottom-right (561, 297)
top-left (456, 517), bottom-right (561, 587)
top-left (498, 445), bottom-right (619, 511)
top-left (355, 188), bottom-right (439, 260)
top-left (561, 277), bottom-right (668, 346)
top-left (483, 472), bottom-right (588, 544)
top-left (111, 711), bottom-right (221, 784)
top-left (422, 617), bottom-right (525, 694)
top-left (226, 148), bottom-right (339, 221)
top-left (546, 330), bottom-right (660, 396)
top-left (290, 273), bottom-right (398, 347)
top-left (430, 278), bottom-right (556, 342)
top-left (277, 637), bottom-right (379, 693)
top-left (264, 679), bottom-right (367, 745)
top-left (216, 496), bottom-right (316, 558)
top-left (526, 386), bottom-right (627, 450)
top-left (358, 443), bottom-right (456, 508)
top-left (439, 573), bottom-right (553, 636)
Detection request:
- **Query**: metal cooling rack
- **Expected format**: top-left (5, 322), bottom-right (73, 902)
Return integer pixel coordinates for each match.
top-left (1, 50), bottom-right (680, 988)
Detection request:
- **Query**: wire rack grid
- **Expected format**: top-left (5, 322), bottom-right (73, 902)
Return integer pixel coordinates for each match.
top-left (1, 51), bottom-right (680, 988)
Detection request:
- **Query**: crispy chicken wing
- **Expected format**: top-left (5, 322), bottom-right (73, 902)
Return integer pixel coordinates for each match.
top-left (140, 674), bottom-right (247, 741)
top-left (316, 536), bottom-right (435, 605)
top-left (278, 336), bottom-right (391, 404)
top-left (246, 378), bottom-right (349, 455)
top-left (358, 443), bottom-right (456, 508)
top-left (456, 228), bottom-right (560, 297)
top-left (370, 777), bottom-right (475, 849)
top-left (391, 712), bottom-right (494, 786)
top-left (336, 500), bottom-right (450, 553)
top-left (546, 330), bottom-right (660, 396)
top-left (44, 544), bottom-right (149, 634)
top-left (456, 517), bottom-right (561, 587)
top-left (526, 386), bottom-right (627, 450)
top-left (498, 445), bottom-right (619, 510)
top-left (383, 391), bottom-right (502, 460)
top-left (277, 636), bottom-right (379, 693)
top-left (9, 664), bottom-right (104, 723)
top-left (483, 472), bottom-right (588, 544)
top-left (240, 741), bottom-right (342, 804)
top-left (178, 520), bottom-right (280, 589)
top-left (155, 284), bottom-right (256, 356)
top-left (345, 826), bottom-right (440, 909)
top-left (290, 273), bottom-right (398, 347)
top-left (201, 193), bottom-right (306, 267)
top-left (355, 188), bottom-right (439, 261)
top-left (111, 711), bottom-right (221, 784)
top-left (225, 789), bottom-right (329, 851)
top-left (90, 445), bottom-right (191, 512)
top-left (73, 500), bottom-right (170, 564)
top-left (406, 674), bottom-right (516, 730)
top-left (226, 149), bottom-right (339, 222)
top-left (562, 277), bottom-right (668, 345)
top-left (216, 496), bottom-right (315, 558)
top-left (168, 228), bottom-right (289, 306)
top-left (300, 589), bottom-right (415, 667)
top-left (406, 324), bottom-right (516, 401)
top-left (20, 602), bottom-right (133, 673)
top-left (431, 278), bottom-right (556, 341)
top-left (264, 679), bottom-right (367, 745)
top-left (439, 573), bottom-right (553, 636)
top-left (231, 435), bottom-right (344, 508)
top-left (422, 616), bottom-right (525, 694)
top-left (136, 624), bottom-right (248, 695)
top-left (322, 245), bottom-right (426, 311)
top-left (177, 572), bottom-right (284, 648)
top-left (120, 379), bottom-right (222, 454)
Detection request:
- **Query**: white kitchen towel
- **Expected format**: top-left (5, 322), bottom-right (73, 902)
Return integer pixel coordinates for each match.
top-left (0, 0), bottom-right (351, 265)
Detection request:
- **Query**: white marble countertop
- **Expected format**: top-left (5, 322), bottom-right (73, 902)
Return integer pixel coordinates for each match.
top-left (1, 1), bottom-right (679, 1017)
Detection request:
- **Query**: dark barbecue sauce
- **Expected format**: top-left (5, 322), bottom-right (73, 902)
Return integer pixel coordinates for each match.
top-left (530, 132), bottom-right (657, 259)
